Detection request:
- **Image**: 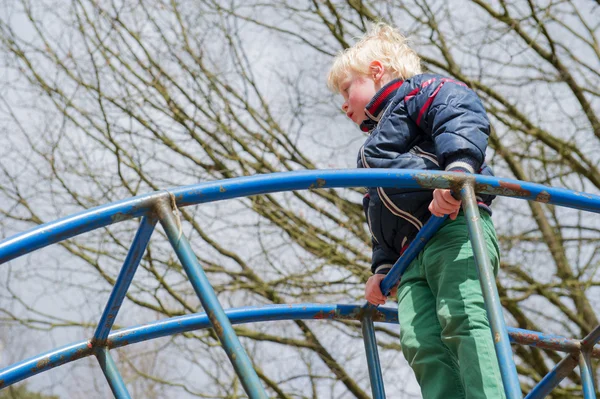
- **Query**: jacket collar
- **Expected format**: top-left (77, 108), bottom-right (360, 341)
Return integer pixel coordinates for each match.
top-left (360, 78), bottom-right (404, 132)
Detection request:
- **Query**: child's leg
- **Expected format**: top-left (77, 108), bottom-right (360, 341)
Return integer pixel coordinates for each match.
top-left (397, 256), bottom-right (465, 399)
top-left (423, 213), bottom-right (506, 399)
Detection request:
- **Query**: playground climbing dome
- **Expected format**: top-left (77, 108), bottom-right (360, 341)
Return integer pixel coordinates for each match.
top-left (0, 169), bottom-right (599, 399)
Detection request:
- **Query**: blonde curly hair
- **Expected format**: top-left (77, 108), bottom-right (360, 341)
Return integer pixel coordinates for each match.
top-left (327, 22), bottom-right (423, 93)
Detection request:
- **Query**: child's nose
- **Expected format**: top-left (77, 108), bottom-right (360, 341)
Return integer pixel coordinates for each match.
top-left (341, 102), bottom-right (348, 112)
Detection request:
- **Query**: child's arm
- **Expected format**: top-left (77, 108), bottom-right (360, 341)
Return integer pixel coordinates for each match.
top-left (404, 77), bottom-right (490, 175)
top-left (366, 242), bottom-right (398, 305)
top-left (405, 77), bottom-right (491, 218)
top-left (429, 188), bottom-right (462, 220)
top-left (363, 193), bottom-right (398, 305)
top-left (365, 274), bottom-right (396, 305)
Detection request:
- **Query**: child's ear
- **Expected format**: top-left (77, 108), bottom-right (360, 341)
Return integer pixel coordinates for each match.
top-left (369, 61), bottom-right (385, 81)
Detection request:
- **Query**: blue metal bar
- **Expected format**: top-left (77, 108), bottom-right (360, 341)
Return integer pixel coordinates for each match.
top-left (3, 302), bottom-right (600, 391)
top-left (96, 348), bottom-right (132, 398)
top-left (361, 313), bottom-right (386, 399)
top-left (525, 354), bottom-right (578, 399)
top-left (380, 215), bottom-right (447, 296)
top-left (0, 191), bottom-right (165, 265)
top-left (580, 352), bottom-right (596, 399)
top-left (93, 216), bottom-right (157, 344)
top-left (581, 324), bottom-right (600, 351)
top-left (461, 183), bottom-right (522, 399)
top-left (0, 304), bottom-right (397, 389)
top-left (2, 169), bottom-right (600, 396)
top-left (0, 340), bottom-right (94, 389)
top-left (507, 327), bottom-right (600, 356)
top-left (156, 199), bottom-right (268, 399)
top-left (3, 170), bottom-right (600, 265)
top-left (169, 170), bottom-right (600, 213)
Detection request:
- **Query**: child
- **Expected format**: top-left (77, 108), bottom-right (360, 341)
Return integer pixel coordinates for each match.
top-left (327, 23), bottom-right (506, 399)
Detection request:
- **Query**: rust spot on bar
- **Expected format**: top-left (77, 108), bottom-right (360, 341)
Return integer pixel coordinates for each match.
top-left (414, 173), bottom-right (467, 192)
top-left (208, 311), bottom-right (224, 337)
top-left (219, 186), bottom-right (226, 193)
top-left (309, 178), bottom-right (327, 190)
top-left (107, 336), bottom-right (129, 349)
top-left (70, 347), bottom-right (91, 362)
top-left (371, 310), bottom-right (391, 323)
top-left (499, 181), bottom-right (527, 194)
top-left (558, 354), bottom-right (579, 379)
top-left (495, 332), bottom-right (501, 343)
top-left (33, 357), bottom-right (51, 371)
top-left (111, 212), bottom-right (131, 223)
top-left (510, 330), bottom-right (588, 354)
top-left (474, 180), bottom-right (532, 198)
top-left (90, 336), bottom-right (106, 348)
top-left (314, 309), bottom-right (336, 320)
top-left (0, 379), bottom-right (4, 388)
top-left (536, 191), bottom-right (550, 203)
top-left (513, 332), bottom-right (540, 344)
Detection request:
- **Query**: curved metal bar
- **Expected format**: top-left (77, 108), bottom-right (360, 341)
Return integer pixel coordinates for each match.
top-left (0, 340), bottom-right (94, 389)
top-left (0, 191), bottom-right (167, 265)
top-left (0, 304), bottom-right (398, 389)
top-left (2, 169), bottom-right (600, 264)
top-left (507, 327), bottom-right (600, 357)
top-left (2, 170), bottom-right (600, 396)
top-left (2, 303), bottom-right (598, 391)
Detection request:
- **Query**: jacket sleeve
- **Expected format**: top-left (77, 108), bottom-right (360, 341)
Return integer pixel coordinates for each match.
top-left (363, 193), bottom-right (396, 274)
top-left (404, 77), bottom-right (490, 173)
top-left (371, 240), bottom-right (396, 275)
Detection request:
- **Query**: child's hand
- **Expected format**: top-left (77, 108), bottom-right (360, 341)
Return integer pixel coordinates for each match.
top-left (429, 189), bottom-right (461, 220)
top-left (365, 274), bottom-right (398, 305)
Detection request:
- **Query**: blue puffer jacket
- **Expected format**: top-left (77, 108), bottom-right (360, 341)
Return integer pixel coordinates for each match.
top-left (358, 74), bottom-right (495, 274)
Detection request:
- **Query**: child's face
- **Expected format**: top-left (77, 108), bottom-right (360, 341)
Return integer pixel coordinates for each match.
top-left (340, 72), bottom-right (378, 125)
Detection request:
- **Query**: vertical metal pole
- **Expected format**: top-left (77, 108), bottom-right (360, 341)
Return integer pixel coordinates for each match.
top-left (460, 183), bottom-right (522, 399)
top-left (580, 352), bottom-right (596, 399)
top-left (361, 313), bottom-right (386, 399)
top-left (96, 348), bottom-right (132, 399)
top-left (524, 354), bottom-right (578, 399)
top-left (155, 198), bottom-right (268, 399)
top-left (380, 215), bottom-right (447, 296)
top-left (94, 216), bottom-right (157, 344)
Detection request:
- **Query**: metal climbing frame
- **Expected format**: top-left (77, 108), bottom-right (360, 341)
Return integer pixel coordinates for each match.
top-left (0, 169), bottom-right (599, 398)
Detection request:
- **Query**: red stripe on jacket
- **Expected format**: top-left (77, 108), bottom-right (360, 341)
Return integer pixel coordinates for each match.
top-left (405, 78), bottom-right (468, 126)
top-left (366, 80), bottom-right (404, 116)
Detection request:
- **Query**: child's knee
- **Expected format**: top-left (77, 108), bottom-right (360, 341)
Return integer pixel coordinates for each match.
top-left (400, 329), bottom-right (446, 364)
top-left (440, 311), bottom-right (492, 345)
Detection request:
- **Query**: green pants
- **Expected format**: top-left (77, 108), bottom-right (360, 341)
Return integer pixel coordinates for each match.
top-left (397, 212), bottom-right (506, 399)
